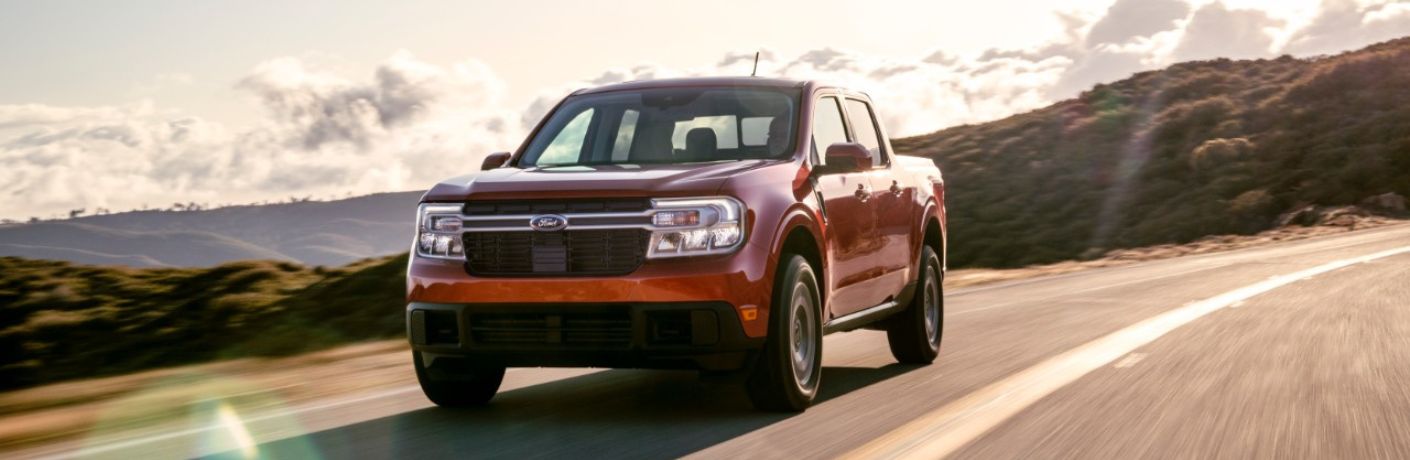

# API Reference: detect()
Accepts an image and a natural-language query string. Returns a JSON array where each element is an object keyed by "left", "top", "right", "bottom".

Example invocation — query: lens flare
[{"left": 215, "top": 403, "right": 258, "bottom": 459}]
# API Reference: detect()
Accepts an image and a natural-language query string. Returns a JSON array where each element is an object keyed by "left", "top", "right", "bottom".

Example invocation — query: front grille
[
  {"left": 469, "top": 312, "right": 632, "bottom": 347},
  {"left": 463, "top": 229, "right": 648, "bottom": 276},
  {"left": 463, "top": 199, "right": 650, "bottom": 216}
]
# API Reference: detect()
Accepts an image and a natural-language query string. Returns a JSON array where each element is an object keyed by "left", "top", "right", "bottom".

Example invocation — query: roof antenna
[{"left": 751, "top": 51, "right": 760, "bottom": 77}]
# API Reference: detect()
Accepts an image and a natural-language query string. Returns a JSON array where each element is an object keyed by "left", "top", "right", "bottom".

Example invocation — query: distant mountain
[
  {"left": 895, "top": 37, "right": 1410, "bottom": 268},
  {"left": 0, "top": 191, "right": 423, "bottom": 267}
]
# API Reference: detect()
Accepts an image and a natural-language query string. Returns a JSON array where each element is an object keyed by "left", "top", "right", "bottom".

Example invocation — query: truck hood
[{"left": 422, "top": 160, "right": 776, "bottom": 202}]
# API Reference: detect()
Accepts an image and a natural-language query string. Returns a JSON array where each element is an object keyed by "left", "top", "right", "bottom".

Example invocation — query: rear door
[
  {"left": 811, "top": 95, "right": 886, "bottom": 318},
  {"left": 844, "top": 97, "right": 914, "bottom": 299}
]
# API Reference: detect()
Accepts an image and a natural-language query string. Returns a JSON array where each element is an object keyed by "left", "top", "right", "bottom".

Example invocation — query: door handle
[
  {"left": 890, "top": 180, "right": 903, "bottom": 195},
  {"left": 855, "top": 183, "right": 871, "bottom": 201}
]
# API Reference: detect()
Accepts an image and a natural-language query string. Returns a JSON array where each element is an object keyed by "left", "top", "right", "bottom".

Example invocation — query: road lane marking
[
  {"left": 1112, "top": 353, "right": 1147, "bottom": 368},
  {"left": 845, "top": 245, "right": 1410, "bottom": 460}
]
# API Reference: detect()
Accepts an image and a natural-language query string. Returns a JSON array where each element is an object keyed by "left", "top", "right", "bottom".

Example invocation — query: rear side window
[
  {"left": 845, "top": 99, "right": 885, "bottom": 165},
  {"left": 671, "top": 115, "right": 739, "bottom": 149},
  {"left": 811, "top": 96, "right": 847, "bottom": 165}
]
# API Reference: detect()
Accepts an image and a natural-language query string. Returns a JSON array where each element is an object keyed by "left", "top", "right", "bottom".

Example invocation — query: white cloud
[
  {"left": 1086, "top": 0, "right": 1191, "bottom": 46},
  {"left": 0, "top": 51, "right": 520, "bottom": 220},
  {"left": 1172, "top": 2, "right": 1285, "bottom": 61},
  {"left": 1284, "top": 0, "right": 1410, "bottom": 55},
  {"left": 5, "top": 1, "right": 1410, "bottom": 220}
]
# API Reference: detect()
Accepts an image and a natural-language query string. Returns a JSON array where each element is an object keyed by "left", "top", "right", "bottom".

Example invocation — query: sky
[{"left": 2, "top": 0, "right": 1409, "bottom": 220}]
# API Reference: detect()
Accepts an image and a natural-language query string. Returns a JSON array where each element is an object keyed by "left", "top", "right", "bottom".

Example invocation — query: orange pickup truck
[{"left": 406, "top": 77, "right": 947, "bottom": 411}]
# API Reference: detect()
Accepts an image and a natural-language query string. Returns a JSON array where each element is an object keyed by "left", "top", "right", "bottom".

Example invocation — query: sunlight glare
[{"left": 216, "top": 403, "right": 259, "bottom": 460}]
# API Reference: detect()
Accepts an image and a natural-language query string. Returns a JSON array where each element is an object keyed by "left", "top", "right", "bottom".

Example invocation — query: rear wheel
[
  {"left": 413, "top": 352, "right": 505, "bottom": 407},
  {"left": 747, "top": 255, "right": 823, "bottom": 412},
  {"left": 887, "top": 245, "right": 943, "bottom": 364}
]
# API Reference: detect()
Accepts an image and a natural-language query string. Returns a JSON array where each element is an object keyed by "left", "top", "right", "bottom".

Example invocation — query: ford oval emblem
[{"left": 529, "top": 214, "right": 568, "bottom": 232}]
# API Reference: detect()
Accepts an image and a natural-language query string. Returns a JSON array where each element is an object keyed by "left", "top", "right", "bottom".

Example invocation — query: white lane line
[
  {"left": 845, "top": 244, "right": 1410, "bottom": 460},
  {"left": 1112, "top": 353, "right": 1147, "bottom": 369}
]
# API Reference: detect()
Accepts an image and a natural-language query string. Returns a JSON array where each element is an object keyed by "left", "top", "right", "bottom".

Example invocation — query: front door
[{"left": 811, "top": 96, "right": 886, "bottom": 318}]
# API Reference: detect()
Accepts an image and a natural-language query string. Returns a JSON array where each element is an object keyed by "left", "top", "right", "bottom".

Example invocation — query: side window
[
  {"left": 610, "top": 109, "right": 639, "bottom": 161},
  {"left": 845, "top": 99, "right": 885, "bottom": 165},
  {"left": 740, "top": 117, "right": 773, "bottom": 146},
  {"left": 811, "top": 96, "right": 847, "bottom": 165},
  {"left": 538, "top": 108, "right": 594, "bottom": 165}
]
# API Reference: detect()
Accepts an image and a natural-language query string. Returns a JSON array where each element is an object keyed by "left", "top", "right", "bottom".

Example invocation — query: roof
[{"left": 572, "top": 77, "right": 810, "bottom": 96}]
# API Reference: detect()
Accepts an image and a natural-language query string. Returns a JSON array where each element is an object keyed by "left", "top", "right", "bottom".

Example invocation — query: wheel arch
[
  {"left": 771, "top": 207, "right": 827, "bottom": 314},
  {"left": 920, "top": 199, "right": 947, "bottom": 274}
]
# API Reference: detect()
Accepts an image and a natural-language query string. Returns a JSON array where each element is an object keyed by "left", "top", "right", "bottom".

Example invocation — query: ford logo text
[{"left": 529, "top": 214, "right": 568, "bottom": 232}]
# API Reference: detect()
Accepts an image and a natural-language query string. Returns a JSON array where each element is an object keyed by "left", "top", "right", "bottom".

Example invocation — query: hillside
[
  {"left": 0, "top": 191, "right": 422, "bottom": 267},
  {"left": 0, "top": 254, "right": 408, "bottom": 390},
  {"left": 894, "top": 37, "right": 1410, "bottom": 268}
]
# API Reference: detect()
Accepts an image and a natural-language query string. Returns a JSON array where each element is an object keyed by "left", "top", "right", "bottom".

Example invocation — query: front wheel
[
  {"left": 887, "top": 245, "right": 943, "bottom": 364},
  {"left": 746, "top": 254, "right": 823, "bottom": 412},
  {"left": 413, "top": 352, "right": 505, "bottom": 407}
]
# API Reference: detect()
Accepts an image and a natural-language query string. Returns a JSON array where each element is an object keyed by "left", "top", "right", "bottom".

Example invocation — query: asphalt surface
[{"left": 26, "top": 224, "right": 1410, "bottom": 459}]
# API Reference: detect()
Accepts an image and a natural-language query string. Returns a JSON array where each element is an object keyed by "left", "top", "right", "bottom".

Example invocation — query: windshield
[{"left": 518, "top": 87, "right": 798, "bottom": 167}]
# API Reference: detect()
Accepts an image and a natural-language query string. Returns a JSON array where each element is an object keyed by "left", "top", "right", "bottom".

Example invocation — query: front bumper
[{"left": 408, "top": 301, "right": 764, "bottom": 371}]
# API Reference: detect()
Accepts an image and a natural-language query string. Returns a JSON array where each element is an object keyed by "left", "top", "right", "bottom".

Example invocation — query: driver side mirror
[
  {"left": 481, "top": 152, "right": 512, "bottom": 171},
  {"left": 823, "top": 143, "right": 873, "bottom": 172}
]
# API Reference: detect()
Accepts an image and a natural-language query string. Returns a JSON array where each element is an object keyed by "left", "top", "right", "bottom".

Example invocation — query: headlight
[
  {"left": 415, "top": 204, "right": 464, "bottom": 260},
  {"left": 647, "top": 197, "right": 746, "bottom": 259}
]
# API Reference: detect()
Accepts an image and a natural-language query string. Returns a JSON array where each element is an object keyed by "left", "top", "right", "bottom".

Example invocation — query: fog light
[
  {"left": 682, "top": 229, "right": 711, "bottom": 250},
  {"left": 419, "top": 233, "right": 436, "bottom": 253},
  {"left": 710, "top": 223, "right": 741, "bottom": 248},
  {"left": 656, "top": 233, "right": 682, "bottom": 252}
]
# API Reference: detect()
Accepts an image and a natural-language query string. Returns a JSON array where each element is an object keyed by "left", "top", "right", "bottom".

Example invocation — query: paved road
[{"left": 25, "top": 224, "right": 1410, "bottom": 459}]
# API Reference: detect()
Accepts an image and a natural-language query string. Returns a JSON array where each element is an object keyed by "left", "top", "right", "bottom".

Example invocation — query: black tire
[
  {"left": 887, "top": 245, "right": 943, "bottom": 364},
  {"left": 747, "top": 255, "right": 824, "bottom": 412},
  {"left": 413, "top": 352, "right": 505, "bottom": 407}
]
